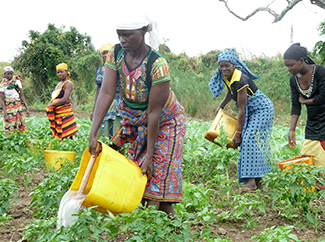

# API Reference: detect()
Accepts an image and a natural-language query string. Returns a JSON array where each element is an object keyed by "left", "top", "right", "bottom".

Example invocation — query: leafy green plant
[
  {"left": 248, "top": 225, "right": 299, "bottom": 242},
  {"left": 29, "top": 161, "right": 79, "bottom": 219},
  {"left": 263, "top": 164, "right": 324, "bottom": 220},
  {"left": 0, "top": 213, "right": 14, "bottom": 230},
  {"left": 0, "top": 179, "right": 20, "bottom": 215}
]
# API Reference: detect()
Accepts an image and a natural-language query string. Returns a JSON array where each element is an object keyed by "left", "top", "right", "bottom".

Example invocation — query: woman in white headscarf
[
  {"left": 89, "top": 14, "right": 186, "bottom": 218},
  {"left": 0, "top": 66, "right": 30, "bottom": 134}
]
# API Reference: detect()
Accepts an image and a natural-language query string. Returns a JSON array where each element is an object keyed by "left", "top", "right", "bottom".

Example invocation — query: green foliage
[
  {"left": 12, "top": 23, "right": 100, "bottom": 105},
  {"left": 263, "top": 164, "right": 325, "bottom": 214},
  {"left": 0, "top": 179, "right": 20, "bottom": 215},
  {"left": 314, "top": 20, "right": 325, "bottom": 65},
  {"left": 29, "top": 161, "right": 79, "bottom": 219},
  {"left": 249, "top": 225, "right": 299, "bottom": 242}
]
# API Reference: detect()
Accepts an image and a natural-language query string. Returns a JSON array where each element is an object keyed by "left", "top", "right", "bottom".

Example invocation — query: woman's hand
[
  {"left": 232, "top": 133, "right": 242, "bottom": 149},
  {"left": 89, "top": 111, "right": 93, "bottom": 121},
  {"left": 4, "top": 113, "right": 9, "bottom": 122},
  {"left": 215, "top": 106, "right": 222, "bottom": 115},
  {"left": 88, "top": 134, "right": 98, "bottom": 156},
  {"left": 26, "top": 109, "right": 30, "bottom": 117},
  {"left": 288, "top": 131, "right": 297, "bottom": 148},
  {"left": 141, "top": 156, "right": 153, "bottom": 181},
  {"left": 298, "top": 96, "right": 306, "bottom": 104}
]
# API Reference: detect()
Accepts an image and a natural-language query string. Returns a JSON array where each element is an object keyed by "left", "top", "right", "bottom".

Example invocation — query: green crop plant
[
  {"left": 29, "top": 161, "right": 79, "bottom": 219},
  {"left": 0, "top": 179, "right": 20, "bottom": 216},
  {"left": 248, "top": 225, "right": 299, "bottom": 242}
]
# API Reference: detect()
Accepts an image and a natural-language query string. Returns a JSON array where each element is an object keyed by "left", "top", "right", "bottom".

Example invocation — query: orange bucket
[{"left": 204, "top": 108, "right": 238, "bottom": 148}]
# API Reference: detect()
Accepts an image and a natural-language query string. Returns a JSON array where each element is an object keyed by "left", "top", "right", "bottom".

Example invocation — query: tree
[
  {"left": 314, "top": 20, "right": 325, "bottom": 65},
  {"left": 219, "top": 0, "right": 325, "bottom": 23},
  {"left": 13, "top": 24, "right": 101, "bottom": 103}
]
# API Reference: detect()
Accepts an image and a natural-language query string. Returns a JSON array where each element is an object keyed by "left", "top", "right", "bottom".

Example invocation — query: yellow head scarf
[
  {"left": 56, "top": 63, "right": 70, "bottom": 80},
  {"left": 100, "top": 43, "right": 113, "bottom": 54}
]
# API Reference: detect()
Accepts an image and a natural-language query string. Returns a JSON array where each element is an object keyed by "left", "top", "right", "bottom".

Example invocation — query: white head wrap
[
  {"left": 4, "top": 66, "right": 14, "bottom": 73},
  {"left": 116, "top": 14, "right": 160, "bottom": 50}
]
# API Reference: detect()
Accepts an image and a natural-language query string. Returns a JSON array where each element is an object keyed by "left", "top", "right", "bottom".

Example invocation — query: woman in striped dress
[{"left": 46, "top": 63, "right": 78, "bottom": 140}]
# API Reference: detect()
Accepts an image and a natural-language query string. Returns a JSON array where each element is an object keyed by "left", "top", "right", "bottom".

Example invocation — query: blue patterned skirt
[{"left": 238, "top": 89, "right": 274, "bottom": 183}]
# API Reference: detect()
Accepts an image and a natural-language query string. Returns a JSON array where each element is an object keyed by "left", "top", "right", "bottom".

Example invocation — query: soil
[{"left": 1, "top": 111, "right": 324, "bottom": 242}]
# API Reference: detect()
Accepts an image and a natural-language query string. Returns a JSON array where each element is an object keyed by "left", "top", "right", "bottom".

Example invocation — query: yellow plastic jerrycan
[
  {"left": 204, "top": 108, "right": 238, "bottom": 148},
  {"left": 70, "top": 142, "right": 147, "bottom": 214},
  {"left": 44, "top": 150, "right": 76, "bottom": 171}
]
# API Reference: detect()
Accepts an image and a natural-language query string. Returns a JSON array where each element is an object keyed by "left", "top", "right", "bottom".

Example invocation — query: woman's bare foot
[{"left": 241, "top": 178, "right": 257, "bottom": 190}]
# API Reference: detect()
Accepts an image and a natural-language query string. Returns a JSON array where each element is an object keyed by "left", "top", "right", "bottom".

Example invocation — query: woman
[
  {"left": 283, "top": 43, "right": 325, "bottom": 167},
  {"left": 209, "top": 48, "right": 274, "bottom": 191},
  {"left": 88, "top": 14, "right": 186, "bottom": 218},
  {"left": 0, "top": 66, "right": 30, "bottom": 134},
  {"left": 90, "top": 43, "right": 121, "bottom": 138},
  {"left": 46, "top": 63, "right": 78, "bottom": 140}
]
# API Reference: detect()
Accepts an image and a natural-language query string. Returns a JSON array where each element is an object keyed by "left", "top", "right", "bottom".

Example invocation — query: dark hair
[{"left": 283, "top": 43, "right": 315, "bottom": 64}]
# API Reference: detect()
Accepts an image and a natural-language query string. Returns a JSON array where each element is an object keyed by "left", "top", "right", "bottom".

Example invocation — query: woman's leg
[
  {"left": 143, "top": 199, "right": 177, "bottom": 219},
  {"left": 241, "top": 178, "right": 257, "bottom": 190},
  {"left": 159, "top": 202, "right": 177, "bottom": 220}
]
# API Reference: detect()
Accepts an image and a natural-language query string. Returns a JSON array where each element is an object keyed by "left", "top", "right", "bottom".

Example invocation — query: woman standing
[
  {"left": 46, "top": 63, "right": 78, "bottom": 140},
  {"left": 90, "top": 43, "right": 121, "bottom": 138},
  {"left": 283, "top": 43, "right": 325, "bottom": 167},
  {"left": 88, "top": 14, "right": 186, "bottom": 218},
  {"left": 209, "top": 49, "right": 274, "bottom": 191},
  {"left": 0, "top": 66, "right": 30, "bottom": 134}
]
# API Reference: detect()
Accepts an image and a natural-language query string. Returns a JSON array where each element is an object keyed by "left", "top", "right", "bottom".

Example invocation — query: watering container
[
  {"left": 44, "top": 150, "right": 76, "bottom": 171},
  {"left": 276, "top": 156, "right": 315, "bottom": 192},
  {"left": 70, "top": 142, "right": 147, "bottom": 214},
  {"left": 204, "top": 108, "right": 238, "bottom": 148}
]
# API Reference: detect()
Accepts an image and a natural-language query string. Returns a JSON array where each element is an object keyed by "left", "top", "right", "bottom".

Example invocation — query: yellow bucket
[
  {"left": 204, "top": 108, "right": 238, "bottom": 148},
  {"left": 276, "top": 156, "right": 316, "bottom": 193},
  {"left": 44, "top": 150, "right": 76, "bottom": 171},
  {"left": 70, "top": 142, "right": 147, "bottom": 214}
]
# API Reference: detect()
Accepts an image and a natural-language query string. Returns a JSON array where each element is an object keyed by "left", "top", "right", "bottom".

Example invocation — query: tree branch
[{"left": 219, "top": 0, "right": 303, "bottom": 23}]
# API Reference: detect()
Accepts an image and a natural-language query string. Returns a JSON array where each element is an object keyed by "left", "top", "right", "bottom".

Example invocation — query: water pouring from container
[{"left": 57, "top": 141, "right": 102, "bottom": 228}]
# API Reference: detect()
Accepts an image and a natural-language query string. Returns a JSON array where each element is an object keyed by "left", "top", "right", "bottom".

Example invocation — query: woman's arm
[
  {"left": 141, "top": 81, "right": 170, "bottom": 180},
  {"left": 216, "top": 90, "right": 231, "bottom": 114},
  {"left": 90, "top": 85, "right": 99, "bottom": 121},
  {"left": 288, "top": 114, "right": 299, "bottom": 148},
  {"left": 0, "top": 92, "right": 9, "bottom": 121},
  {"left": 19, "top": 89, "right": 30, "bottom": 117},
  {"left": 232, "top": 87, "right": 247, "bottom": 149},
  {"left": 89, "top": 66, "right": 117, "bottom": 155},
  {"left": 50, "top": 81, "right": 73, "bottom": 107}
]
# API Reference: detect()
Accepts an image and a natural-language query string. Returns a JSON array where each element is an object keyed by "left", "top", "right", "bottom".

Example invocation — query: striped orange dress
[{"left": 46, "top": 80, "right": 78, "bottom": 140}]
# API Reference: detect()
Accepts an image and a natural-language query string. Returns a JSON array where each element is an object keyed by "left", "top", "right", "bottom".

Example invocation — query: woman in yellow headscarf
[
  {"left": 90, "top": 43, "right": 121, "bottom": 138},
  {"left": 46, "top": 63, "right": 78, "bottom": 140}
]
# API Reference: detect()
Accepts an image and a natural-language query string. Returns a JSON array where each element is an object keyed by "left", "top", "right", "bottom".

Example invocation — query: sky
[{"left": 1, "top": 0, "right": 324, "bottom": 63}]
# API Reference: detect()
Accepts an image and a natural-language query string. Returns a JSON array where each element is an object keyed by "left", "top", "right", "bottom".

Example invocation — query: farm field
[{"left": 1, "top": 113, "right": 325, "bottom": 242}]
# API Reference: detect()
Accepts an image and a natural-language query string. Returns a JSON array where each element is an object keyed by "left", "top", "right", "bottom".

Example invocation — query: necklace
[{"left": 295, "top": 65, "right": 316, "bottom": 98}]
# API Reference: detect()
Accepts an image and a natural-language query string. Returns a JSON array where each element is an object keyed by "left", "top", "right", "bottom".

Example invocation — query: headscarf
[
  {"left": 115, "top": 13, "right": 160, "bottom": 50},
  {"left": 100, "top": 43, "right": 113, "bottom": 54},
  {"left": 209, "top": 48, "right": 260, "bottom": 98},
  {"left": 4, "top": 66, "right": 13, "bottom": 74},
  {"left": 56, "top": 63, "right": 71, "bottom": 80},
  {"left": 283, "top": 43, "right": 315, "bottom": 64}
]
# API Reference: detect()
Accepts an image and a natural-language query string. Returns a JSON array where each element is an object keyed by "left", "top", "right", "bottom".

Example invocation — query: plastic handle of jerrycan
[{"left": 77, "top": 142, "right": 102, "bottom": 195}]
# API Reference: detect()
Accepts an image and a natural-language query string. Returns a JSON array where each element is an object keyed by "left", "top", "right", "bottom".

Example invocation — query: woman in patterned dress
[
  {"left": 284, "top": 43, "right": 325, "bottom": 168},
  {"left": 46, "top": 63, "right": 78, "bottom": 140},
  {"left": 88, "top": 14, "right": 186, "bottom": 218},
  {"left": 0, "top": 66, "right": 30, "bottom": 134},
  {"left": 209, "top": 48, "right": 274, "bottom": 191}
]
